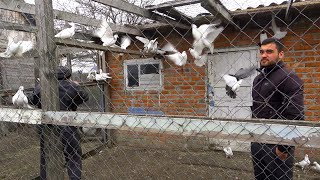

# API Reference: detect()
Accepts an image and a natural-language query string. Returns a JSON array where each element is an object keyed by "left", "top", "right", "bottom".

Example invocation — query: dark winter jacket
[
  {"left": 251, "top": 61, "right": 304, "bottom": 120},
  {"left": 30, "top": 66, "right": 89, "bottom": 111},
  {"left": 251, "top": 61, "right": 304, "bottom": 153}
]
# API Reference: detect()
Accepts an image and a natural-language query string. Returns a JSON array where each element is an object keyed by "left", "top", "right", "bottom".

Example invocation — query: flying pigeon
[
  {"left": 223, "top": 146, "right": 233, "bottom": 158},
  {"left": 189, "top": 48, "right": 208, "bottom": 67},
  {"left": 270, "top": 14, "right": 287, "bottom": 40},
  {"left": 12, "top": 86, "right": 33, "bottom": 109},
  {"left": 93, "top": 18, "right": 118, "bottom": 47},
  {"left": 135, "top": 36, "right": 164, "bottom": 54},
  {"left": 0, "top": 32, "right": 34, "bottom": 58},
  {"left": 120, "top": 35, "right": 131, "bottom": 50},
  {"left": 311, "top": 161, "right": 320, "bottom": 172},
  {"left": 54, "top": 22, "right": 76, "bottom": 39},
  {"left": 260, "top": 31, "right": 268, "bottom": 44},
  {"left": 222, "top": 66, "right": 257, "bottom": 99},
  {"left": 93, "top": 69, "right": 112, "bottom": 81},
  {"left": 192, "top": 23, "right": 223, "bottom": 54},
  {"left": 162, "top": 42, "right": 187, "bottom": 66},
  {"left": 295, "top": 154, "right": 310, "bottom": 170}
]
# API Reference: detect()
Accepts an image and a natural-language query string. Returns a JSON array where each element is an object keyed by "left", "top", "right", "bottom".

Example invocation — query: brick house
[{"left": 105, "top": 0, "right": 320, "bottom": 121}]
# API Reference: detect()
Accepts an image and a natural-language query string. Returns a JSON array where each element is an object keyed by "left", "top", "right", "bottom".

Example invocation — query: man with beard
[{"left": 251, "top": 38, "right": 304, "bottom": 180}]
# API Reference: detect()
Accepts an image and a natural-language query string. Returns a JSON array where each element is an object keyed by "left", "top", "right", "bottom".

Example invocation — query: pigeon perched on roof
[
  {"left": 12, "top": 86, "right": 33, "bottom": 109},
  {"left": 223, "top": 66, "right": 257, "bottom": 99},
  {"left": 54, "top": 23, "right": 76, "bottom": 39},
  {"left": 93, "top": 18, "right": 118, "bottom": 47},
  {"left": 295, "top": 154, "right": 310, "bottom": 170}
]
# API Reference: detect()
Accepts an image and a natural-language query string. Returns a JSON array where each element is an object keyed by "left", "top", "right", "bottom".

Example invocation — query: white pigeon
[
  {"left": 12, "top": 86, "right": 33, "bottom": 109},
  {"left": 223, "top": 146, "right": 233, "bottom": 158},
  {"left": 82, "top": 127, "right": 97, "bottom": 136},
  {"left": 295, "top": 154, "right": 311, "bottom": 170},
  {"left": 270, "top": 14, "right": 287, "bottom": 40},
  {"left": 135, "top": 36, "right": 161, "bottom": 54},
  {"left": 54, "top": 23, "right": 76, "bottom": 39},
  {"left": 162, "top": 43, "right": 187, "bottom": 66},
  {"left": 311, "top": 161, "right": 320, "bottom": 172},
  {"left": 0, "top": 32, "right": 34, "bottom": 58},
  {"left": 120, "top": 35, "right": 131, "bottom": 50},
  {"left": 222, "top": 66, "right": 257, "bottom": 99},
  {"left": 87, "top": 71, "right": 96, "bottom": 81},
  {"left": 94, "top": 69, "right": 112, "bottom": 81},
  {"left": 93, "top": 18, "right": 118, "bottom": 47},
  {"left": 260, "top": 31, "right": 268, "bottom": 44},
  {"left": 189, "top": 48, "right": 208, "bottom": 67},
  {"left": 192, "top": 24, "right": 223, "bottom": 54}
]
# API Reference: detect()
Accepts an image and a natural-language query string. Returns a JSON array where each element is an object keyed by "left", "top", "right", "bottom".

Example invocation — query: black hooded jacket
[
  {"left": 30, "top": 66, "right": 89, "bottom": 111},
  {"left": 251, "top": 61, "right": 304, "bottom": 120},
  {"left": 251, "top": 61, "right": 304, "bottom": 153}
]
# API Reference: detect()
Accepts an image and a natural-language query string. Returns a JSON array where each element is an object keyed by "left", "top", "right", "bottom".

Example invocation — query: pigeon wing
[
  {"left": 204, "top": 26, "right": 224, "bottom": 43},
  {"left": 162, "top": 42, "right": 178, "bottom": 53},
  {"left": 120, "top": 36, "right": 131, "bottom": 50},
  {"left": 135, "top": 36, "right": 150, "bottom": 45},
  {"left": 234, "top": 66, "right": 258, "bottom": 80}
]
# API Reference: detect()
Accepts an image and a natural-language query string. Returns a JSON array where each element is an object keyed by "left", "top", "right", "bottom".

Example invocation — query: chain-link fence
[{"left": 0, "top": 0, "right": 319, "bottom": 179}]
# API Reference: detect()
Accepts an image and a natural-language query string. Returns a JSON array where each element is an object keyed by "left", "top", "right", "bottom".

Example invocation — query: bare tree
[{"left": 75, "top": 0, "right": 155, "bottom": 25}]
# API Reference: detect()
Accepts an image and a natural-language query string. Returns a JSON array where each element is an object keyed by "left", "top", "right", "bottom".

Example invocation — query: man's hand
[{"left": 276, "top": 146, "right": 288, "bottom": 161}]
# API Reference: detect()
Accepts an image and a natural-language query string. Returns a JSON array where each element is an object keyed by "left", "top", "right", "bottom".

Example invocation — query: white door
[{"left": 207, "top": 47, "right": 259, "bottom": 119}]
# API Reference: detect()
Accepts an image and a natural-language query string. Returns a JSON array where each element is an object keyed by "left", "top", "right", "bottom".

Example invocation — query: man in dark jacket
[
  {"left": 30, "top": 66, "right": 89, "bottom": 180},
  {"left": 251, "top": 38, "right": 304, "bottom": 180}
]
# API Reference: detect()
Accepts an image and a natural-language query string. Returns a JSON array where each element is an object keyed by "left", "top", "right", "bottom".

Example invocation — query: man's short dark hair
[{"left": 261, "top": 38, "right": 284, "bottom": 52}]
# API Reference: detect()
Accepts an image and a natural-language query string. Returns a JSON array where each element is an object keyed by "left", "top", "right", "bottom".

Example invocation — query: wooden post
[
  {"left": 102, "top": 51, "right": 116, "bottom": 147},
  {"left": 35, "top": 0, "right": 64, "bottom": 179}
]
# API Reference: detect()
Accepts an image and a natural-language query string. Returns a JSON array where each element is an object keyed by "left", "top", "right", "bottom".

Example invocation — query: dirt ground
[{"left": 0, "top": 126, "right": 320, "bottom": 180}]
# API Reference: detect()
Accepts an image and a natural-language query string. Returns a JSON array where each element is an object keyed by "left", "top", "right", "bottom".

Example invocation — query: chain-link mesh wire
[{"left": 0, "top": 0, "right": 319, "bottom": 179}]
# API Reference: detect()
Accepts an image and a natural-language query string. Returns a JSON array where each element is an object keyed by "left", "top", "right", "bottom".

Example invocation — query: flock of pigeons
[{"left": 295, "top": 154, "right": 320, "bottom": 173}]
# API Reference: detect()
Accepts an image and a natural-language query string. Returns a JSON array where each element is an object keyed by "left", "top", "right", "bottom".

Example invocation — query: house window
[{"left": 124, "top": 58, "right": 163, "bottom": 90}]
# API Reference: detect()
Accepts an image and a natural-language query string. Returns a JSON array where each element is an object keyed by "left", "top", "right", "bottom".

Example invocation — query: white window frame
[{"left": 124, "top": 58, "right": 163, "bottom": 91}]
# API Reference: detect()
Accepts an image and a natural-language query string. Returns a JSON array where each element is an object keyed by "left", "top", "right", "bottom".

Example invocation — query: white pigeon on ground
[
  {"left": 270, "top": 14, "right": 287, "bottom": 40},
  {"left": 12, "top": 86, "right": 33, "bottom": 109},
  {"left": 162, "top": 42, "right": 187, "bottom": 66},
  {"left": 93, "top": 17, "right": 118, "bottom": 47},
  {"left": 295, "top": 154, "right": 311, "bottom": 170},
  {"left": 135, "top": 36, "right": 162, "bottom": 54},
  {"left": 223, "top": 146, "right": 233, "bottom": 158},
  {"left": 222, "top": 66, "right": 257, "bottom": 99},
  {"left": 0, "top": 32, "right": 34, "bottom": 58},
  {"left": 120, "top": 35, "right": 131, "bottom": 50},
  {"left": 311, "top": 161, "right": 320, "bottom": 172},
  {"left": 54, "top": 22, "right": 76, "bottom": 39},
  {"left": 192, "top": 23, "right": 223, "bottom": 54}
]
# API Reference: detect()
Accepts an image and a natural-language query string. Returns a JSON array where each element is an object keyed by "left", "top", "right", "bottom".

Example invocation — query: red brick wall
[{"left": 106, "top": 19, "right": 319, "bottom": 121}]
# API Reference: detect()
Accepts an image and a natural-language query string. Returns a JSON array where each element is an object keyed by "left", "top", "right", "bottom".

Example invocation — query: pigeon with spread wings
[
  {"left": 93, "top": 18, "right": 118, "bottom": 47},
  {"left": 223, "top": 66, "right": 257, "bottom": 99}
]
